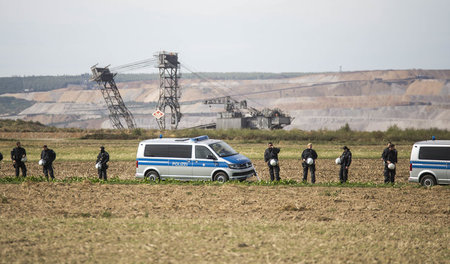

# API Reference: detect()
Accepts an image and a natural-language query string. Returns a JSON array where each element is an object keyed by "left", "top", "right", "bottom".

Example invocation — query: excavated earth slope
[{"left": 1, "top": 69, "right": 449, "bottom": 130}]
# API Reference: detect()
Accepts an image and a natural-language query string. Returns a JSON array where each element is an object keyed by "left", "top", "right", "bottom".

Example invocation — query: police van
[
  {"left": 135, "top": 135, "right": 256, "bottom": 182},
  {"left": 409, "top": 140, "right": 450, "bottom": 187}
]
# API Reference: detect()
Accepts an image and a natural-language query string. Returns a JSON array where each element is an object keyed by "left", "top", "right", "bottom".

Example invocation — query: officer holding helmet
[
  {"left": 264, "top": 142, "right": 280, "bottom": 181},
  {"left": 40, "top": 145, "right": 56, "bottom": 180},
  {"left": 381, "top": 141, "right": 391, "bottom": 163},
  {"left": 11, "top": 141, "right": 27, "bottom": 177},
  {"left": 301, "top": 143, "right": 318, "bottom": 183},
  {"left": 383, "top": 144, "right": 398, "bottom": 183},
  {"left": 96, "top": 146, "right": 110, "bottom": 180},
  {"left": 339, "top": 146, "right": 352, "bottom": 183}
]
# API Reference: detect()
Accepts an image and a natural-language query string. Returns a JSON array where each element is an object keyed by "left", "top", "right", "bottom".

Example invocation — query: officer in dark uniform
[
  {"left": 96, "top": 146, "right": 109, "bottom": 180},
  {"left": 381, "top": 141, "right": 391, "bottom": 163},
  {"left": 339, "top": 146, "right": 352, "bottom": 183},
  {"left": 41, "top": 145, "right": 56, "bottom": 180},
  {"left": 383, "top": 144, "right": 398, "bottom": 183},
  {"left": 301, "top": 143, "right": 318, "bottom": 183},
  {"left": 264, "top": 142, "right": 281, "bottom": 181},
  {"left": 11, "top": 142, "right": 27, "bottom": 177},
  {"left": 0, "top": 152, "right": 3, "bottom": 172}
]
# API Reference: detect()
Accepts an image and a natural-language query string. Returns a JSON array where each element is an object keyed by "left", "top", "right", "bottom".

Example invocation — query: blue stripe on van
[
  {"left": 410, "top": 160, "right": 449, "bottom": 170},
  {"left": 412, "top": 165, "right": 447, "bottom": 170},
  {"left": 137, "top": 158, "right": 228, "bottom": 168},
  {"left": 410, "top": 160, "right": 448, "bottom": 165},
  {"left": 192, "top": 162, "right": 228, "bottom": 168}
]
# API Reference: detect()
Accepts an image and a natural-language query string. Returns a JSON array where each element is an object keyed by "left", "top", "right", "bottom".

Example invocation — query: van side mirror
[{"left": 207, "top": 154, "right": 217, "bottom": 160}]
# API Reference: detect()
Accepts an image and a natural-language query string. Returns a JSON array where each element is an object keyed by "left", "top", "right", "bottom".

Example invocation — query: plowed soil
[{"left": 0, "top": 158, "right": 449, "bottom": 263}]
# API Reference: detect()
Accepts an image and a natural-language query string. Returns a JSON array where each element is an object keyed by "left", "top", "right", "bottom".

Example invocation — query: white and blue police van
[
  {"left": 409, "top": 140, "right": 450, "bottom": 187},
  {"left": 135, "top": 135, "right": 256, "bottom": 182}
]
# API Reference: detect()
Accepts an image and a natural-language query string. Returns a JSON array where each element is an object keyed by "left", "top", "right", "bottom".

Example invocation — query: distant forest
[
  {"left": 0, "top": 72, "right": 310, "bottom": 94},
  {"left": 0, "top": 97, "right": 34, "bottom": 114}
]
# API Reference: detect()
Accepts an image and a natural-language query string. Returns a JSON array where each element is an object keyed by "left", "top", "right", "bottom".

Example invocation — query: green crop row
[{"left": 0, "top": 176, "right": 426, "bottom": 189}]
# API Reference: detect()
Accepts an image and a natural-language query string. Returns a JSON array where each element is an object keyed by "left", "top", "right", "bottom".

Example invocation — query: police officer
[
  {"left": 339, "top": 146, "right": 352, "bottom": 183},
  {"left": 96, "top": 146, "right": 109, "bottom": 180},
  {"left": 301, "top": 143, "right": 318, "bottom": 183},
  {"left": 381, "top": 141, "right": 391, "bottom": 163},
  {"left": 383, "top": 144, "right": 398, "bottom": 183},
  {"left": 11, "top": 141, "right": 27, "bottom": 177},
  {"left": 264, "top": 142, "right": 281, "bottom": 181},
  {"left": 41, "top": 145, "right": 56, "bottom": 180}
]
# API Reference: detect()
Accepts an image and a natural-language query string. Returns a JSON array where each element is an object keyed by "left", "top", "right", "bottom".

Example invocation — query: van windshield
[{"left": 209, "top": 141, "right": 238, "bottom": 157}]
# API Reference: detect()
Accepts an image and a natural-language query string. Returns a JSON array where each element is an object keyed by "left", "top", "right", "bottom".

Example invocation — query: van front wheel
[
  {"left": 420, "top": 175, "right": 436, "bottom": 187},
  {"left": 145, "top": 170, "right": 160, "bottom": 182},
  {"left": 214, "top": 172, "right": 229, "bottom": 183}
]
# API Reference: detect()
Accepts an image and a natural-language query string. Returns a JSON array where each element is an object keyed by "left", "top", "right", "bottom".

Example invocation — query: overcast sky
[{"left": 0, "top": 0, "right": 449, "bottom": 76}]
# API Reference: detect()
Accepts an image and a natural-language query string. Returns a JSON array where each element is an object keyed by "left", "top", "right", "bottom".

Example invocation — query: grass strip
[{"left": 0, "top": 176, "right": 428, "bottom": 188}]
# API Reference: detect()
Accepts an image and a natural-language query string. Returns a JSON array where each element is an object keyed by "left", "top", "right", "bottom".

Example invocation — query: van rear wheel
[
  {"left": 420, "top": 175, "right": 436, "bottom": 187},
  {"left": 214, "top": 172, "right": 229, "bottom": 183},
  {"left": 145, "top": 170, "right": 160, "bottom": 182}
]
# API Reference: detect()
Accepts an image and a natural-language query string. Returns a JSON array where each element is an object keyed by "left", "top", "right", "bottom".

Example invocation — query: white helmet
[
  {"left": 306, "top": 158, "right": 314, "bottom": 165},
  {"left": 38, "top": 159, "right": 45, "bottom": 166},
  {"left": 21, "top": 156, "right": 27, "bottom": 162},
  {"left": 335, "top": 157, "right": 341, "bottom": 165},
  {"left": 95, "top": 162, "right": 102, "bottom": 169},
  {"left": 388, "top": 163, "right": 395, "bottom": 170},
  {"left": 269, "top": 159, "right": 278, "bottom": 166}
]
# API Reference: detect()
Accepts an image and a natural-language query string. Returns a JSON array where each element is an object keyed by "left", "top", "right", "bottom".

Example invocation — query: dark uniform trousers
[
  {"left": 268, "top": 164, "right": 280, "bottom": 181},
  {"left": 302, "top": 163, "right": 316, "bottom": 183},
  {"left": 43, "top": 163, "right": 54, "bottom": 180},
  {"left": 339, "top": 166, "right": 348, "bottom": 183},
  {"left": 384, "top": 164, "right": 396, "bottom": 183},
  {"left": 98, "top": 167, "right": 107, "bottom": 180},
  {"left": 15, "top": 162, "right": 27, "bottom": 177}
]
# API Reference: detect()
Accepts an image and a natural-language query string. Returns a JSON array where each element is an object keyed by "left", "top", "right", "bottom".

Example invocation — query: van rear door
[
  {"left": 143, "top": 144, "right": 169, "bottom": 177},
  {"left": 418, "top": 146, "right": 450, "bottom": 184}
]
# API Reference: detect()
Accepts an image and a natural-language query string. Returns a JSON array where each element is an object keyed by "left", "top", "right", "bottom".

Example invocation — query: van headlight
[
  {"left": 228, "top": 164, "right": 240, "bottom": 169},
  {"left": 228, "top": 162, "right": 252, "bottom": 169}
]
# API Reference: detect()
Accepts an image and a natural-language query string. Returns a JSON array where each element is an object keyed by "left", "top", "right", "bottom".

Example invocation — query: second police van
[
  {"left": 409, "top": 140, "right": 450, "bottom": 187},
  {"left": 135, "top": 135, "right": 256, "bottom": 182}
]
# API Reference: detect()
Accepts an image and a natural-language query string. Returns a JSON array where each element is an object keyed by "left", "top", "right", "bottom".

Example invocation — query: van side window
[
  {"left": 168, "top": 145, "right": 192, "bottom": 158},
  {"left": 144, "top": 144, "right": 191, "bottom": 158},
  {"left": 144, "top": 144, "right": 168, "bottom": 157},
  {"left": 196, "top": 146, "right": 214, "bottom": 159},
  {"left": 419, "top": 147, "right": 450, "bottom": 160}
]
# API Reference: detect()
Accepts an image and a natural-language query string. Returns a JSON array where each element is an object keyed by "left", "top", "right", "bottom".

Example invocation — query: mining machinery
[
  {"left": 155, "top": 51, "right": 182, "bottom": 130},
  {"left": 90, "top": 51, "right": 182, "bottom": 130},
  {"left": 90, "top": 65, "right": 136, "bottom": 129},
  {"left": 204, "top": 96, "right": 292, "bottom": 129},
  {"left": 90, "top": 51, "right": 291, "bottom": 130}
]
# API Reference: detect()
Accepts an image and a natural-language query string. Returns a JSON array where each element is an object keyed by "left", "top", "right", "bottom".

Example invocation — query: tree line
[{"left": 1, "top": 119, "right": 448, "bottom": 143}]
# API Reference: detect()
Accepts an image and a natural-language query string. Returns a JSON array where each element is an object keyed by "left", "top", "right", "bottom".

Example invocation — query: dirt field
[
  {"left": 0, "top": 182, "right": 448, "bottom": 263},
  {"left": 0, "top": 138, "right": 449, "bottom": 263}
]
